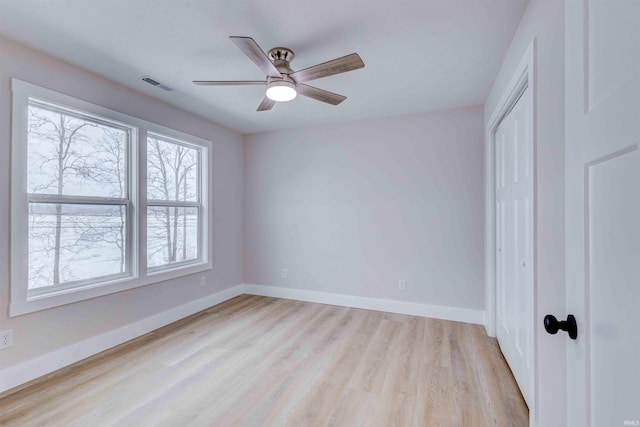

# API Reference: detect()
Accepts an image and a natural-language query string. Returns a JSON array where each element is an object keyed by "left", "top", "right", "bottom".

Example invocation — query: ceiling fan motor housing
[{"left": 268, "top": 47, "right": 295, "bottom": 75}]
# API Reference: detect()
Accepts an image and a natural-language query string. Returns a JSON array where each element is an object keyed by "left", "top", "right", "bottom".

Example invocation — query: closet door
[{"left": 495, "top": 86, "right": 534, "bottom": 407}]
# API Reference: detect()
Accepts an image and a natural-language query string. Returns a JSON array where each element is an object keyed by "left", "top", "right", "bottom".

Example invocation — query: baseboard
[
  {"left": 0, "top": 284, "right": 244, "bottom": 395},
  {"left": 483, "top": 311, "right": 496, "bottom": 337},
  {"left": 243, "top": 284, "right": 484, "bottom": 325}
]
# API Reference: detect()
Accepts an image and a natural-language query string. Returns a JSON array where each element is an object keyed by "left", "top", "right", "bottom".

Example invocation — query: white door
[
  {"left": 565, "top": 1, "right": 640, "bottom": 426},
  {"left": 495, "top": 86, "right": 534, "bottom": 407}
]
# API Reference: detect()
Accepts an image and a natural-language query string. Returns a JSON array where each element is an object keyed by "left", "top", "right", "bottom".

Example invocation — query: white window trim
[
  {"left": 145, "top": 132, "right": 206, "bottom": 274},
  {"left": 10, "top": 78, "right": 213, "bottom": 317}
]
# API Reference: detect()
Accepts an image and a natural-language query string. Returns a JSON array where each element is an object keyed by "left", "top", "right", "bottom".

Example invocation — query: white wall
[
  {"left": 244, "top": 106, "right": 485, "bottom": 312},
  {"left": 484, "top": 0, "right": 565, "bottom": 425},
  {"left": 0, "top": 37, "right": 244, "bottom": 370}
]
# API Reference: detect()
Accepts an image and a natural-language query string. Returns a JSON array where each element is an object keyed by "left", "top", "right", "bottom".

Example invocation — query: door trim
[{"left": 484, "top": 38, "right": 537, "bottom": 424}]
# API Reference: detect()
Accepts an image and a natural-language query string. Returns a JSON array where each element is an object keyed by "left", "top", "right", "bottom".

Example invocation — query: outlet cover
[
  {"left": 398, "top": 280, "right": 407, "bottom": 291},
  {"left": 281, "top": 269, "right": 288, "bottom": 279},
  {"left": 0, "top": 329, "right": 13, "bottom": 350}
]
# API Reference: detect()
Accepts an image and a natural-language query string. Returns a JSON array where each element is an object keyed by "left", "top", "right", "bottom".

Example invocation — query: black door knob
[{"left": 544, "top": 314, "right": 578, "bottom": 339}]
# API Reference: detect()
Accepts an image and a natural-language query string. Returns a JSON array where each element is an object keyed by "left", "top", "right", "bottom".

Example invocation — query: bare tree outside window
[
  {"left": 146, "top": 136, "right": 199, "bottom": 268},
  {"left": 27, "top": 103, "right": 129, "bottom": 290}
]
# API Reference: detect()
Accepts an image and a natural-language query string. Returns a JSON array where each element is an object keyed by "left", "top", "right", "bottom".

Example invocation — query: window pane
[
  {"left": 147, "top": 136, "right": 198, "bottom": 202},
  {"left": 147, "top": 206, "right": 198, "bottom": 268},
  {"left": 27, "top": 103, "right": 128, "bottom": 198},
  {"left": 28, "top": 203, "right": 128, "bottom": 290}
]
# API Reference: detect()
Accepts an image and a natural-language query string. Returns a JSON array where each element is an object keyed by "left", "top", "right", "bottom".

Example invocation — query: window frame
[
  {"left": 25, "top": 99, "right": 136, "bottom": 297},
  {"left": 146, "top": 132, "right": 204, "bottom": 273},
  {"left": 10, "top": 79, "right": 213, "bottom": 317}
]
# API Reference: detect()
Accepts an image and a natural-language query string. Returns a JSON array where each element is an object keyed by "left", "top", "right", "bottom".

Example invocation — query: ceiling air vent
[{"left": 142, "top": 76, "right": 174, "bottom": 92}]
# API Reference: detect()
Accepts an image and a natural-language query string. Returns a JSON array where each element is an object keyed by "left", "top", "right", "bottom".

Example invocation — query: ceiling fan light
[{"left": 266, "top": 80, "right": 297, "bottom": 102}]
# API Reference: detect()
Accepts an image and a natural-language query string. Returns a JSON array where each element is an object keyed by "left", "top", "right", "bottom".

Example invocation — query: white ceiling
[{"left": 0, "top": 0, "right": 527, "bottom": 134}]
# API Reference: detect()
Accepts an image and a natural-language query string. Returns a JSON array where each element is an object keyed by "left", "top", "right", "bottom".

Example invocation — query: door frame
[{"left": 484, "top": 38, "right": 537, "bottom": 424}]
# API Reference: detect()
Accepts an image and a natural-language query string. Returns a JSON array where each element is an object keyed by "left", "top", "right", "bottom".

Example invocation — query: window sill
[{"left": 9, "top": 261, "right": 212, "bottom": 317}]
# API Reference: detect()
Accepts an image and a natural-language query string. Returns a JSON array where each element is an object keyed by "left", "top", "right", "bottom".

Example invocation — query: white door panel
[
  {"left": 496, "top": 87, "right": 533, "bottom": 407},
  {"left": 587, "top": 148, "right": 640, "bottom": 426},
  {"left": 587, "top": 0, "right": 639, "bottom": 109},
  {"left": 566, "top": 0, "right": 640, "bottom": 425}
]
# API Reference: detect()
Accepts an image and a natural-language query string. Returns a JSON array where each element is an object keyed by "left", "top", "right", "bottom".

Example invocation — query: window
[
  {"left": 146, "top": 134, "right": 201, "bottom": 270},
  {"left": 26, "top": 101, "right": 133, "bottom": 295},
  {"left": 11, "top": 79, "right": 212, "bottom": 316}
]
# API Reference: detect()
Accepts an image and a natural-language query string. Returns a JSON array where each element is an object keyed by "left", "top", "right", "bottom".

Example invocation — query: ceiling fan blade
[
  {"left": 257, "top": 96, "right": 276, "bottom": 111},
  {"left": 290, "top": 53, "right": 364, "bottom": 83},
  {"left": 296, "top": 84, "right": 347, "bottom": 105},
  {"left": 193, "top": 80, "right": 266, "bottom": 86},
  {"left": 229, "top": 36, "right": 282, "bottom": 78}
]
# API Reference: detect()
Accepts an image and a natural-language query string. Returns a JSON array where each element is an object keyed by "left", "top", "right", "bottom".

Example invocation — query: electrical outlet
[
  {"left": 398, "top": 280, "right": 407, "bottom": 291},
  {"left": 281, "top": 268, "right": 288, "bottom": 279},
  {"left": 0, "top": 329, "right": 13, "bottom": 350},
  {"left": 200, "top": 276, "right": 206, "bottom": 287}
]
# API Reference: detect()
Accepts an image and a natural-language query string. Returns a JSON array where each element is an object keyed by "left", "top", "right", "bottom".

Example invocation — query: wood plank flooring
[{"left": 0, "top": 295, "right": 528, "bottom": 426}]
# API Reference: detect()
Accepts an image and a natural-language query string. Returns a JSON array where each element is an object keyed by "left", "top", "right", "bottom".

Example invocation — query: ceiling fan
[{"left": 193, "top": 36, "right": 365, "bottom": 111}]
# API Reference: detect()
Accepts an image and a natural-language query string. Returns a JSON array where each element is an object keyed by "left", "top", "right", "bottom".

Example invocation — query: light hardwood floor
[{"left": 0, "top": 295, "right": 528, "bottom": 426}]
